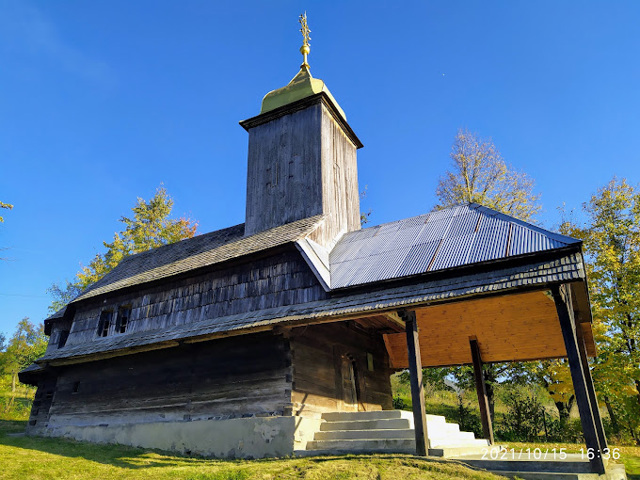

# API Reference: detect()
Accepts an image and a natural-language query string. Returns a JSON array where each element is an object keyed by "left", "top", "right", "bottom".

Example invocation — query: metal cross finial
[{"left": 299, "top": 12, "right": 311, "bottom": 68}]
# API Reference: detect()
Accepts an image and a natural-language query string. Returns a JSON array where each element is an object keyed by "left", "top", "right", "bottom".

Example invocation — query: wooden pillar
[
  {"left": 552, "top": 285, "right": 605, "bottom": 474},
  {"left": 399, "top": 309, "right": 429, "bottom": 456},
  {"left": 575, "top": 323, "right": 608, "bottom": 451},
  {"left": 469, "top": 337, "right": 494, "bottom": 445}
]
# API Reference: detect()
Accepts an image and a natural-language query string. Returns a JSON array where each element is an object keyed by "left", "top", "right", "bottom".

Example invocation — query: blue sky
[{"left": 1, "top": 1, "right": 639, "bottom": 338}]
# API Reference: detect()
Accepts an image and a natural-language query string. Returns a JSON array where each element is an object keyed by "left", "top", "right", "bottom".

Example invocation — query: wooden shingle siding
[
  {"left": 290, "top": 323, "right": 393, "bottom": 417},
  {"left": 45, "top": 332, "right": 291, "bottom": 430},
  {"left": 63, "top": 250, "right": 326, "bottom": 349}
]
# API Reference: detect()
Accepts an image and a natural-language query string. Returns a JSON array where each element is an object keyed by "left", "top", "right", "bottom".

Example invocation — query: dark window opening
[
  {"left": 97, "top": 310, "right": 113, "bottom": 337},
  {"left": 58, "top": 330, "right": 69, "bottom": 348},
  {"left": 28, "top": 420, "right": 37, "bottom": 426},
  {"left": 45, "top": 391, "right": 53, "bottom": 400},
  {"left": 116, "top": 306, "right": 132, "bottom": 334},
  {"left": 72, "top": 381, "right": 80, "bottom": 393}
]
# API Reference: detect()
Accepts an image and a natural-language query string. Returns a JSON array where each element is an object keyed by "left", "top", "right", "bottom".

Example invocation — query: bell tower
[{"left": 240, "top": 14, "right": 363, "bottom": 244}]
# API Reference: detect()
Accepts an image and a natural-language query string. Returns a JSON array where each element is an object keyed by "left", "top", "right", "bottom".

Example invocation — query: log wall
[
  {"left": 30, "top": 332, "right": 291, "bottom": 434},
  {"left": 289, "top": 322, "right": 393, "bottom": 417}
]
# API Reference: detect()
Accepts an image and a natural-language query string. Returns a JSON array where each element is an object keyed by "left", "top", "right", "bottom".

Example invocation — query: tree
[
  {"left": 433, "top": 129, "right": 543, "bottom": 422},
  {"left": 48, "top": 187, "right": 198, "bottom": 312},
  {"left": 569, "top": 178, "right": 640, "bottom": 443},
  {"left": 1, "top": 318, "right": 47, "bottom": 394},
  {"left": 0, "top": 200, "right": 12, "bottom": 223},
  {"left": 435, "top": 129, "right": 541, "bottom": 221}
]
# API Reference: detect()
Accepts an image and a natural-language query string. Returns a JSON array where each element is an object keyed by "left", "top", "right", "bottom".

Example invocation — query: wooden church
[{"left": 21, "top": 15, "right": 611, "bottom": 475}]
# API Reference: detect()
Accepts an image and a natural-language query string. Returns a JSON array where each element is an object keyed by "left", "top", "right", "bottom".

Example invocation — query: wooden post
[
  {"left": 552, "top": 285, "right": 605, "bottom": 474},
  {"left": 469, "top": 337, "right": 494, "bottom": 445},
  {"left": 400, "top": 309, "right": 429, "bottom": 456},
  {"left": 575, "top": 322, "right": 608, "bottom": 452}
]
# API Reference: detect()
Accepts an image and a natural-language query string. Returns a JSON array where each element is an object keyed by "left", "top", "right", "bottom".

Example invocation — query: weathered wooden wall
[
  {"left": 30, "top": 332, "right": 291, "bottom": 434},
  {"left": 244, "top": 99, "right": 360, "bottom": 243},
  {"left": 45, "top": 249, "right": 325, "bottom": 355},
  {"left": 289, "top": 322, "right": 393, "bottom": 417}
]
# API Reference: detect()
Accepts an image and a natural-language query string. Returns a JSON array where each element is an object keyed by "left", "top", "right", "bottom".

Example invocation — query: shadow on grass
[{"left": 0, "top": 419, "right": 268, "bottom": 470}]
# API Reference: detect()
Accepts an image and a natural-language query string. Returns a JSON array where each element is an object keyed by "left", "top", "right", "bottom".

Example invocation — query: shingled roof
[{"left": 69, "top": 215, "right": 325, "bottom": 304}]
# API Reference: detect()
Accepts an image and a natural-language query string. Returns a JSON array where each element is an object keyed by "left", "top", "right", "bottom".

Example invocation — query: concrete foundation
[{"left": 44, "top": 416, "right": 299, "bottom": 459}]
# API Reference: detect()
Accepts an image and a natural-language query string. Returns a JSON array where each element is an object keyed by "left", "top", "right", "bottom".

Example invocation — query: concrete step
[
  {"left": 319, "top": 418, "right": 411, "bottom": 431},
  {"left": 429, "top": 444, "right": 501, "bottom": 458},
  {"left": 474, "top": 463, "right": 627, "bottom": 480},
  {"left": 429, "top": 430, "right": 478, "bottom": 444},
  {"left": 321, "top": 410, "right": 405, "bottom": 422},
  {"left": 305, "top": 438, "right": 416, "bottom": 453},
  {"left": 314, "top": 428, "right": 415, "bottom": 441},
  {"left": 431, "top": 438, "right": 490, "bottom": 449},
  {"left": 456, "top": 454, "right": 598, "bottom": 474}
]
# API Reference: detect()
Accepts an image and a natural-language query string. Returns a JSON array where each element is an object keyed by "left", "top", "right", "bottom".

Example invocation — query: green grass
[{"left": 0, "top": 420, "right": 506, "bottom": 480}]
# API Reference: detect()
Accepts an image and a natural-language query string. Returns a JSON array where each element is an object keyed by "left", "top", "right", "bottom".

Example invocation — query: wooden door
[{"left": 340, "top": 353, "right": 360, "bottom": 411}]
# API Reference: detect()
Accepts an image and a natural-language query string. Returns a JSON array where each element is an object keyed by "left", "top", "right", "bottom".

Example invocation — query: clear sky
[{"left": 1, "top": 1, "right": 639, "bottom": 338}]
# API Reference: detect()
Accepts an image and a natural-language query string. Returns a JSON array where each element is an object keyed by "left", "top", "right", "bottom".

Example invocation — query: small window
[
  {"left": 72, "top": 381, "right": 80, "bottom": 393},
  {"left": 116, "top": 306, "right": 132, "bottom": 334},
  {"left": 97, "top": 310, "right": 113, "bottom": 337},
  {"left": 58, "top": 330, "right": 69, "bottom": 348}
]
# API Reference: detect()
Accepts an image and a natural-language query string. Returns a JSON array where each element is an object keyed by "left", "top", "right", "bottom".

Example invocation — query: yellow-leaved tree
[
  {"left": 434, "top": 128, "right": 543, "bottom": 424},
  {"left": 436, "top": 129, "right": 541, "bottom": 222},
  {"left": 571, "top": 179, "right": 640, "bottom": 444}
]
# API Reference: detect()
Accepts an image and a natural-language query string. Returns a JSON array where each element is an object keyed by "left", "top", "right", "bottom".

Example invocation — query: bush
[
  {"left": 498, "top": 388, "right": 545, "bottom": 442},
  {"left": 456, "top": 394, "right": 482, "bottom": 438},
  {"left": 392, "top": 395, "right": 407, "bottom": 410}
]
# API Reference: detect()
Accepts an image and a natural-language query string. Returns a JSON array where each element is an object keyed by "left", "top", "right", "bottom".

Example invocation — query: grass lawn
[{"left": 0, "top": 420, "right": 505, "bottom": 480}]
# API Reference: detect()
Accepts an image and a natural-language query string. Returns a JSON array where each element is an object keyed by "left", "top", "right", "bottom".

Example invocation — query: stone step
[
  {"left": 319, "top": 418, "right": 411, "bottom": 431},
  {"left": 314, "top": 428, "right": 415, "bottom": 441},
  {"left": 305, "top": 438, "right": 416, "bottom": 453}
]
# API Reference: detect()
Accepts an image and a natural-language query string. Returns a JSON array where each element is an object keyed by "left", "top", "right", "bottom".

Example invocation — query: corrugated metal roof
[{"left": 328, "top": 204, "right": 580, "bottom": 288}]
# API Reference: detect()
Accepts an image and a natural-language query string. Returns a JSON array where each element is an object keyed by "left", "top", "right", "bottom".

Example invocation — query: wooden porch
[{"left": 351, "top": 283, "right": 607, "bottom": 475}]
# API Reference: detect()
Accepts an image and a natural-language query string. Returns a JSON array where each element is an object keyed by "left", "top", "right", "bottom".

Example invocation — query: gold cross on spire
[{"left": 299, "top": 12, "right": 311, "bottom": 68}]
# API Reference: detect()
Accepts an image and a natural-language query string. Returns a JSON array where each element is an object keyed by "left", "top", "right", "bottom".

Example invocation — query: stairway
[{"left": 303, "top": 410, "right": 494, "bottom": 457}]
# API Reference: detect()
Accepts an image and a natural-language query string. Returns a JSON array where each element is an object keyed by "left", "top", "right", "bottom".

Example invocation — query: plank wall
[{"left": 289, "top": 322, "right": 393, "bottom": 417}]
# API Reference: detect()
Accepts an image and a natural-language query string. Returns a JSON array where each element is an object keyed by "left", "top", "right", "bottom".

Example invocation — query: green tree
[
  {"left": 48, "top": 187, "right": 198, "bottom": 312},
  {"left": 0, "top": 200, "right": 12, "bottom": 222},
  {"left": 1, "top": 318, "right": 47, "bottom": 394},
  {"left": 436, "top": 129, "right": 541, "bottom": 221},
  {"left": 570, "top": 178, "right": 640, "bottom": 443}
]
